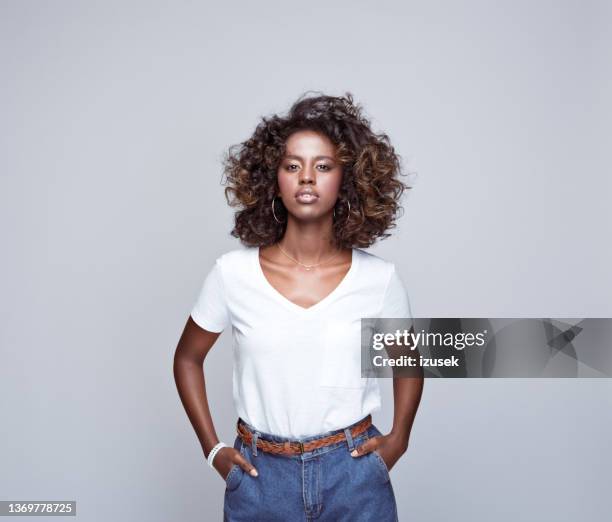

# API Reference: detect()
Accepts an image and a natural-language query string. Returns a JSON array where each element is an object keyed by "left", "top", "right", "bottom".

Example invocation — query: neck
[{"left": 277, "top": 217, "right": 343, "bottom": 264}]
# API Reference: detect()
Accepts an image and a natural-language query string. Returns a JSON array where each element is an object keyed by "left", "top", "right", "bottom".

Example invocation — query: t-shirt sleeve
[
  {"left": 190, "top": 259, "right": 231, "bottom": 333},
  {"left": 379, "top": 264, "right": 413, "bottom": 319}
]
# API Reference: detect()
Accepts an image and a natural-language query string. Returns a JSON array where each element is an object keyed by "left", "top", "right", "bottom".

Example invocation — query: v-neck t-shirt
[{"left": 190, "top": 246, "right": 413, "bottom": 438}]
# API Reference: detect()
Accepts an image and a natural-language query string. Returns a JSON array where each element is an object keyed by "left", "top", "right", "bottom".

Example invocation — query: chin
[{"left": 290, "top": 210, "right": 332, "bottom": 223}]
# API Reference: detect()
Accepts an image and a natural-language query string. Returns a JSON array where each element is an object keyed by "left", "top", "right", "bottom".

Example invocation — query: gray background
[{"left": 1, "top": 1, "right": 610, "bottom": 521}]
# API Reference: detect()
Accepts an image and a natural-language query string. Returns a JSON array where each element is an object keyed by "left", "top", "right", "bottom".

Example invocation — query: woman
[{"left": 174, "top": 92, "right": 424, "bottom": 521}]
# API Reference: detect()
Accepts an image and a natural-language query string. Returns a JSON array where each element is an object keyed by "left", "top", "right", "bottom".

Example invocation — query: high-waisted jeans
[{"left": 223, "top": 415, "right": 399, "bottom": 521}]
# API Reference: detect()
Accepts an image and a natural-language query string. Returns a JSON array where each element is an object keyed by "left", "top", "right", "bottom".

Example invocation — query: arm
[
  {"left": 350, "top": 375, "right": 424, "bottom": 470},
  {"left": 390, "top": 375, "right": 424, "bottom": 450},
  {"left": 173, "top": 316, "right": 258, "bottom": 479},
  {"left": 351, "top": 264, "right": 422, "bottom": 468}
]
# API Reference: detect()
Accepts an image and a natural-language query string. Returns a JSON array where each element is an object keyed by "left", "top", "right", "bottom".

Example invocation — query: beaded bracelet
[{"left": 207, "top": 442, "right": 228, "bottom": 469}]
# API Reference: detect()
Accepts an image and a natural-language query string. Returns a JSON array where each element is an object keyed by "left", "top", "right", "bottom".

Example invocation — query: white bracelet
[{"left": 207, "top": 442, "right": 228, "bottom": 468}]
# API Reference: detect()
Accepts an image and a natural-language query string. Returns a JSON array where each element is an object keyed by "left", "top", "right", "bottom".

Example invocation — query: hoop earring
[{"left": 272, "top": 196, "right": 286, "bottom": 224}]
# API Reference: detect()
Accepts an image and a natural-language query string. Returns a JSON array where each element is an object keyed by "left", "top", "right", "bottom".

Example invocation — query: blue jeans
[{"left": 223, "top": 415, "right": 399, "bottom": 521}]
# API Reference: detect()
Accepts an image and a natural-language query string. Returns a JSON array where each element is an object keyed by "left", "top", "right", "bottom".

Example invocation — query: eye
[
  {"left": 285, "top": 164, "right": 299, "bottom": 172},
  {"left": 317, "top": 164, "right": 332, "bottom": 171}
]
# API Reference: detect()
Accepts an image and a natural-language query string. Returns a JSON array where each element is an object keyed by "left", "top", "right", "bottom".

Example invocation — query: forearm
[
  {"left": 390, "top": 376, "right": 424, "bottom": 446},
  {"left": 173, "top": 354, "right": 220, "bottom": 458}
]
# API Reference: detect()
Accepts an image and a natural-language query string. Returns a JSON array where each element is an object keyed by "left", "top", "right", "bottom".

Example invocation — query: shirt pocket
[{"left": 316, "top": 319, "right": 367, "bottom": 389}]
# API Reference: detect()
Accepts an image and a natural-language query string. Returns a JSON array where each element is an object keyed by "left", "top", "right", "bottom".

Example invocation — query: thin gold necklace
[{"left": 276, "top": 243, "right": 343, "bottom": 271}]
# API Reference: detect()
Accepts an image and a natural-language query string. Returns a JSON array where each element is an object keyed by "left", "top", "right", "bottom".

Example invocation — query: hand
[
  {"left": 212, "top": 446, "right": 258, "bottom": 480},
  {"left": 350, "top": 432, "right": 408, "bottom": 471}
]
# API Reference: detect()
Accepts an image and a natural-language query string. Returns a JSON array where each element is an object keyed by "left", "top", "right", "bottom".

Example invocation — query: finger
[
  {"left": 350, "top": 438, "right": 378, "bottom": 457},
  {"left": 236, "top": 453, "right": 259, "bottom": 477}
]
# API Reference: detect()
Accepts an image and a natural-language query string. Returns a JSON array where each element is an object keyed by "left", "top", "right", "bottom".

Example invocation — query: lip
[
  {"left": 295, "top": 190, "right": 319, "bottom": 204},
  {"left": 295, "top": 188, "right": 318, "bottom": 198}
]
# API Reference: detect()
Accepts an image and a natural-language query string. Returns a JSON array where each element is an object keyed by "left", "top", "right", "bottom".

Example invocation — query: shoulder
[
  {"left": 354, "top": 248, "right": 396, "bottom": 277},
  {"left": 215, "top": 246, "right": 255, "bottom": 265},
  {"left": 212, "top": 246, "right": 256, "bottom": 280}
]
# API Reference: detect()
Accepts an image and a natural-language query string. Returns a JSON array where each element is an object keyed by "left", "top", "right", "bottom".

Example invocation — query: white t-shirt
[{"left": 190, "top": 246, "right": 413, "bottom": 438}]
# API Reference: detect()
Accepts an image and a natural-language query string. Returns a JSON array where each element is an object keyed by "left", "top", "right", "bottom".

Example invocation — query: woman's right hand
[{"left": 213, "top": 446, "right": 259, "bottom": 480}]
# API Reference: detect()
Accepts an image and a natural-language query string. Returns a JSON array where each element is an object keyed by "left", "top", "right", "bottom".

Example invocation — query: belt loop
[
  {"left": 343, "top": 427, "right": 355, "bottom": 452},
  {"left": 251, "top": 431, "right": 259, "bottom": 457}
]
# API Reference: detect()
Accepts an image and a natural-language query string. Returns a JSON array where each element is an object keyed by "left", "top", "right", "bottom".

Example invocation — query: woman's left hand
[{"left": 350, "top": 432, "right": 408, "bottom": 471}]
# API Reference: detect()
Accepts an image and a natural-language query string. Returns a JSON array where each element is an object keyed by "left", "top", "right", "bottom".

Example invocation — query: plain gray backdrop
[{"left": 1, "top": 1, "right": 610, "bottom": 521}]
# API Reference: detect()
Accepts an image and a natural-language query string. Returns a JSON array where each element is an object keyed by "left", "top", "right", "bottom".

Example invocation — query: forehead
[{"left": 284, "top": 130, "right": 336, "bottom": 157}]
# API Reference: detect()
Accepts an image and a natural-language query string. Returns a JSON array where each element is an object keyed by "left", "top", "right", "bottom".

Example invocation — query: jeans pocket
[
  {"left": 225, "top": 463, "right": 241, "bottom": 488},
  {"left": 225, "top": 438, "right": 245, "bottom": 492},
  {"left": 372, "top": 450, "right": 391, "bottom": 483},
  {"left": 365, "top": 426, "right": 391, "bottom": 484}
]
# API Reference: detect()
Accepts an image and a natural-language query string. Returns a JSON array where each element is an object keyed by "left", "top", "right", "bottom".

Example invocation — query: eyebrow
[{"left": 284, "top": 154, "right": 336, "bottom": 161}]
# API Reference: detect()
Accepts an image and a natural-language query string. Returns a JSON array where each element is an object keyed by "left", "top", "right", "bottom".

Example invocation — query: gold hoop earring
[{"left": 272, "top": 196, "right": 286, "bottom": 224}]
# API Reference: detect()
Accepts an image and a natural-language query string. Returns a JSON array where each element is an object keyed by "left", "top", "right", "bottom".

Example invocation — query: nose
[{"left": 298, "top": 163, "right": 316, "bottom": 184}]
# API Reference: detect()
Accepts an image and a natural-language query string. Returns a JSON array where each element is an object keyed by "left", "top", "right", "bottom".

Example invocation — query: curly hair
[{"left": 221, "top": 91, "right": 412, "bottom": 249}]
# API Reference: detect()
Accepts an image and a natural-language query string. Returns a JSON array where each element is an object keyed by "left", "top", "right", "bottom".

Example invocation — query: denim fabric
[{"left": 223, "top": 415, "right": 399, "bottom": 521}]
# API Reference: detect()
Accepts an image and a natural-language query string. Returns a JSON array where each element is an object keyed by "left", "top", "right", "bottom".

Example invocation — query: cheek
[
  {"left": 277, "top": 173, "right": 294, "bottom": 196},
  {"left": 318, "top": 174, "right": 343, "bottom": 200}
]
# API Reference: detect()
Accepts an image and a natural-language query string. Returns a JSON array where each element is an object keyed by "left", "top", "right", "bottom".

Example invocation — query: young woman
[{"left": 174, "top": 92, "right": 424, "bottom": 521}]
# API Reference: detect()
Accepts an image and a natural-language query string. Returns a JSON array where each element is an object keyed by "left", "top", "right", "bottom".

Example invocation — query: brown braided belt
[{"left": 236, "top": 414, "right": 372, "bottom": 456}]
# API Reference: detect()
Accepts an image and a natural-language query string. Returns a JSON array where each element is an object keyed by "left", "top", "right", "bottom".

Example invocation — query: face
[{"left": 276, "top": 130, "right": 343, "bottom": 222}]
